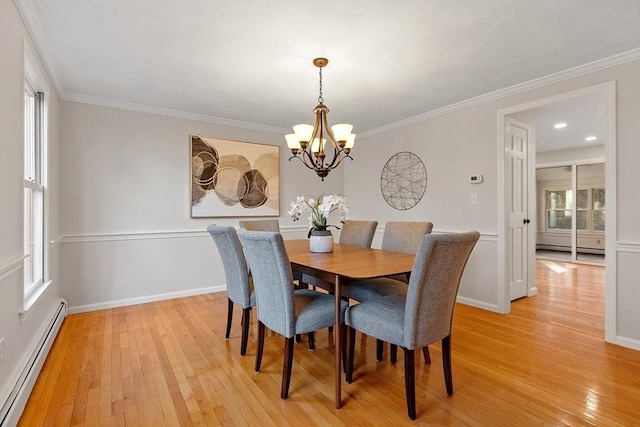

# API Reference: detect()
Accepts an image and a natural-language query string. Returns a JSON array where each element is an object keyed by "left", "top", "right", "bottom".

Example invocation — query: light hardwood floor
[{"left": 19, "top": 261, "right": 640, "bottom": 425}]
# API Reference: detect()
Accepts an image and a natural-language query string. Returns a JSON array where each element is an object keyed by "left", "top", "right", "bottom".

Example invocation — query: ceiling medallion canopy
[{"left": 285, "top": 57, "right": 355, "bottom": 181}]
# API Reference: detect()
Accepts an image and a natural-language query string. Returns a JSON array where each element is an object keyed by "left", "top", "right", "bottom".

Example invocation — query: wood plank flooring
[{"left": 19, "top": 261, "right": 640, "bottom": 425}]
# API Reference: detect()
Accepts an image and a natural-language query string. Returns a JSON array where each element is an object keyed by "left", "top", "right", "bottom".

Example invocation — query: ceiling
[
  {"left": 17, "top": 0, "right": 640, "bottom": 138},
  {"left": 510, "top": 92, "right": 606, "bottom": 153}
]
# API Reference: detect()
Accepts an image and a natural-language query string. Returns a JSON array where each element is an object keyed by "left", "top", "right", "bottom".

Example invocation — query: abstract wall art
[
  {"left": 191, "top": 135, "right": 279, "bottom": 217},
  {"left": 380, "top": 151, "right": 427, "bottom": 210}
]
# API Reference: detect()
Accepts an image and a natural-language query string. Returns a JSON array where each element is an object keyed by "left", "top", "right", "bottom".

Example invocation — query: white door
[{"left": 506, "top": 118, "right": 531, "bottom": 300}]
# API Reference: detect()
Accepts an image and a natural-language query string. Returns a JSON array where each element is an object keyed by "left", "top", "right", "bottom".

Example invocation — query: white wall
[
  {"left": 58, "top": 101, "right": 343, "bottom": 311},
  {"left": 0, "top": 0, "right": 62, "bottom": 410},
  {"left": 345, "top": 60, "right": 640, "bottom": 346}
]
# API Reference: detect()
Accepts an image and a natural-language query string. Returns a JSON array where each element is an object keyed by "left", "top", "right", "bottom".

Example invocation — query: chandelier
[{"left": 285, "top": 57, "right": 355, "bottom": 181}]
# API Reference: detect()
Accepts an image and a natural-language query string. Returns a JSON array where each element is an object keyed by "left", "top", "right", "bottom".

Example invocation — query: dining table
[{"left": 283, "top": 239, "right": 416, "bottom": 409}]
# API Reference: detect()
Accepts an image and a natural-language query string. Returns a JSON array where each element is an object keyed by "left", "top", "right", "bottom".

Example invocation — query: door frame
[{"left": 496, "top": 81, "right": 617, "bottom": 343}]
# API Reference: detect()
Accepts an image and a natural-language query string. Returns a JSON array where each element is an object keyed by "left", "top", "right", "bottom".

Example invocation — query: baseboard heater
[
  {"left": 0, "top": 299, "right": 67, "bottom": 427},
  {"left": 536, "top": 244, "right": 604, "bottom": 255}
]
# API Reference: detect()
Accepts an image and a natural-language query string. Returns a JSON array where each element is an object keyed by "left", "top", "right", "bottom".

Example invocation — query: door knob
[{"left": 523, "top": 218, "right": 530, "bottom": 224}]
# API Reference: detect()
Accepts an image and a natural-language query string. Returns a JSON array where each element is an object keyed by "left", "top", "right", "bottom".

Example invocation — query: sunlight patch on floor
[{"left": 540, "top": 260, "right": 578, "bottom": 274}]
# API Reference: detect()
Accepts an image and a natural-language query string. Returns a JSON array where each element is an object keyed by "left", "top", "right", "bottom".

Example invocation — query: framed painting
[{"left": 191, "top": 135, "right": 280, "bottom": 217}]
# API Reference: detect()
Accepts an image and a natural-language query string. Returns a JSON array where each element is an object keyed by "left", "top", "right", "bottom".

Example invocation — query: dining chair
[
  {"left": 238, "top": 219, "right": 312, "bottom": 346},
  {"left": 344, "top": 231, "right": 480, "bottom": 420},
  {"left": 239, "top": 219, "right": 300, "bottom": 283},
  {"left": 206, "top": 225, "right": 255, "bottom": 356},
  {"left": 303, "top": 219, "right": 379, "bottom": 293},
  {"left": 238, "top": 219, "right": 280, "bottom": 232},
  {"left": 342, "top": 221, "right": 433, "bottom": 362},
  {"left": 237, "top": 229, "right": 348, "bottom": 399}
]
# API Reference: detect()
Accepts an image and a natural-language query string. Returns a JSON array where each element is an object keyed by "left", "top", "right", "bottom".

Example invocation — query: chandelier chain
[{"left": 318, "top": 67, "right": 324, "bottom": 104}]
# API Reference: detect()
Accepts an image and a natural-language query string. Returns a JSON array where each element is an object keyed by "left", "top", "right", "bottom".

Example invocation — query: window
[
  {"left": 592, "top": 188, "right": 605, "bottom": 231},
  {"left": 545, "top": 188, "right": 605, "bottom": 233},
  {"left": 24, "top": 83, "right": 44, "bottom": 297}
]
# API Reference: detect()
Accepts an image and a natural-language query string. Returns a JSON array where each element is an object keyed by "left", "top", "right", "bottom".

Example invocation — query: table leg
[{"left": 335, "top": 274, "right": 342, "bottom": 409}]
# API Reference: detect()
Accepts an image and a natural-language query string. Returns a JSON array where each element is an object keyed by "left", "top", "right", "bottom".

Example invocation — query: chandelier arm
[
  {"left": 289, "top": 153, "right": 316, "bottom": 170},
  {"left": 299, "top": 148, "right": 318, "bottom": 169},
  {"left": 309, "top": 110, "right": 323, "bottom": 167},
  {"left": 329, "top": 152, "right": 354, "bottom": 170},
  {"left": 321, "top": 112, "right": 343, "bottom": 169}
]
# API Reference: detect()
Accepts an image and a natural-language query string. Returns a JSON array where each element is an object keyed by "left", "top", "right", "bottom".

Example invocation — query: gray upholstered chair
[
  {"left": 206, "top": 225, "right": 256, "bottom": 356},
  {"left": 237, "top": 229, "right": 348, "bottom": 399},
  {"left": 238, "top": 218, "right": 311, "bottom": 346},
  {"left": 238, "top": 219, "right": 280, "bottom": 232},
  {"left": 342, "top": 221, "right": 433, "bottom": 362},
  {"left": 302, "top": 219, "right": 379, "bottom": 293},
  {"left": 239, "top": 219, "right": 300, "bottom": 283},
  {"left": 344, "top": 231, "right": 480, "bottom": 420},
  {"left": 337, "top": 219, "right": 379, "bottom": 248}
]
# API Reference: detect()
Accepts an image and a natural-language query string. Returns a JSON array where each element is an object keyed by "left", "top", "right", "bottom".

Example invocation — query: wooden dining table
[{"left": 283, "top": 239, "right": 416, "bottom": 409}]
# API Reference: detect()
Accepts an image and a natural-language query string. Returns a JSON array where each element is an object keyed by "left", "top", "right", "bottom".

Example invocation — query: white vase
[{"left": 309, "top": 230, "right": 334, "bottom": 253}]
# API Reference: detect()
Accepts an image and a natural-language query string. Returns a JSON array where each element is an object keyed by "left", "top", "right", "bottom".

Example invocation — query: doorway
[{"left": 496, "top": 81, "right": 616, "bottom": 343}]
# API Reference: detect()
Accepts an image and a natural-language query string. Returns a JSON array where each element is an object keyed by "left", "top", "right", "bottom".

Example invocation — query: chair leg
[
  {"left": 295, "top": 334, "right": 301, "bottom": 343},
  {"left": 403, "top": 348, "right": 416, "bottom": 420},
  {"left": 308, "top": 332, "right": 315, "bottom": 351},
  {"left": 240, "top": 307, "right": 251, "bottom": 356},
  {"left": 422, "top": 345, "right": 431, "bottom": 364},
  {"left": 255, "top": 321, "right": 265, "bottom": 373},
  {"left": 281, "top": 337, "right": 295, "bottom": 399},
  {"left": 390, "top": 344, "right": 398, "bottom": 364},
  {"left": 345, "top": 326, "right": 356, "bottom": 383},
  {"left": 376, "top": 339, "right": 384, "bottom": 361},
  {"left": 442, "top": 335, "right": 453, "bottom": 395},
  {"left": 225, "top": 298, "right": 233, "bottom": 339},
  {"left": 341, "top": 325, "right": 348, "bottom": 374}
]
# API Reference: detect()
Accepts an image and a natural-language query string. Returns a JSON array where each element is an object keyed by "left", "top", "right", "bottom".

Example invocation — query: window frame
[
  {"left": 544, "top": 187, "right": 605, "bottom": 234},
  {"left": 23, "top": 81, "right": 45, "bottom": 301},
  {"left": 22, "top": 50, "right": 50, "bottom": 317}
]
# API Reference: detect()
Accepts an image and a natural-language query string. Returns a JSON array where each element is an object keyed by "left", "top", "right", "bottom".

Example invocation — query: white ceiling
[
  {"left": 17, "top": 0, "right": 640, "bottom": 137},
  {"left": 510, "top": 92, "right": 606, "bottom": 153}
]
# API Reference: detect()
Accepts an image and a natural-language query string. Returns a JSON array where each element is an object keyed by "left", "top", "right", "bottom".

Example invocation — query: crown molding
[
  {"left": 14, "top": 0, "right": 65, "bottom": 97},
  {"left": 61, "top": 92, "right": 289, "bottom": 134},
  {"left": 359, "top": 49, "right": 640, "bottom": 138}
]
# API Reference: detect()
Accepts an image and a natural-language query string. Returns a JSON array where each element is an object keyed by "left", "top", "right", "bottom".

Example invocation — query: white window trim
[
  {"left": 542, "top": 185, "right": 605, "bottom": 235},
  {"left": 23, "top": 44, "right": 51, "bottom": 315}
]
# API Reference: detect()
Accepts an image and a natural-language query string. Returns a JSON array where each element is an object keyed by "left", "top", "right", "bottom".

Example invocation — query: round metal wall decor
[{"left": 380, "top": 151, "right": 427, "bottom": 210}]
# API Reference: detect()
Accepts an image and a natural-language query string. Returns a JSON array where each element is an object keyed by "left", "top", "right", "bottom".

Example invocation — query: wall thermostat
[{"left": 469, "top": 174, "right": 483, "bottom": 184}]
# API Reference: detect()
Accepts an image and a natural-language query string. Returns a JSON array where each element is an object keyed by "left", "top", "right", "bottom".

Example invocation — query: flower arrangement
[{"left": 288, "top": 194, "right": 348, "bottom": 237}]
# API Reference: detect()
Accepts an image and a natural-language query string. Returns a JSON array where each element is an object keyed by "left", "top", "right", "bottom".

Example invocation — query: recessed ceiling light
[
  {"left": 554, "top": 123, "right": 567, "bottom": 129},
  {"left": 585, "top": 136, "right": 597, "bottom": 141}
]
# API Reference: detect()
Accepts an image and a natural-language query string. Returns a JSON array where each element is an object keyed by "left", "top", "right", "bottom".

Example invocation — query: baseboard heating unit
[{"left": 0, "top": 299, "right": 67, "bottom": 427}]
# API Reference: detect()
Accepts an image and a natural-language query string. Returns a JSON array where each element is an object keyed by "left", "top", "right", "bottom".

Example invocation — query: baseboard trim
[
  {"left": 0, "top": 299, "right": 67, "bottom": 427},
  {"left": 456, "top": 296, "right": 501, "bottom": 313},
  {"left": 67, "top": 285, "right": 226, "bottom": 314},
  {"left": 613, "top": 336, "right": 640, "bottom": 351}
]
